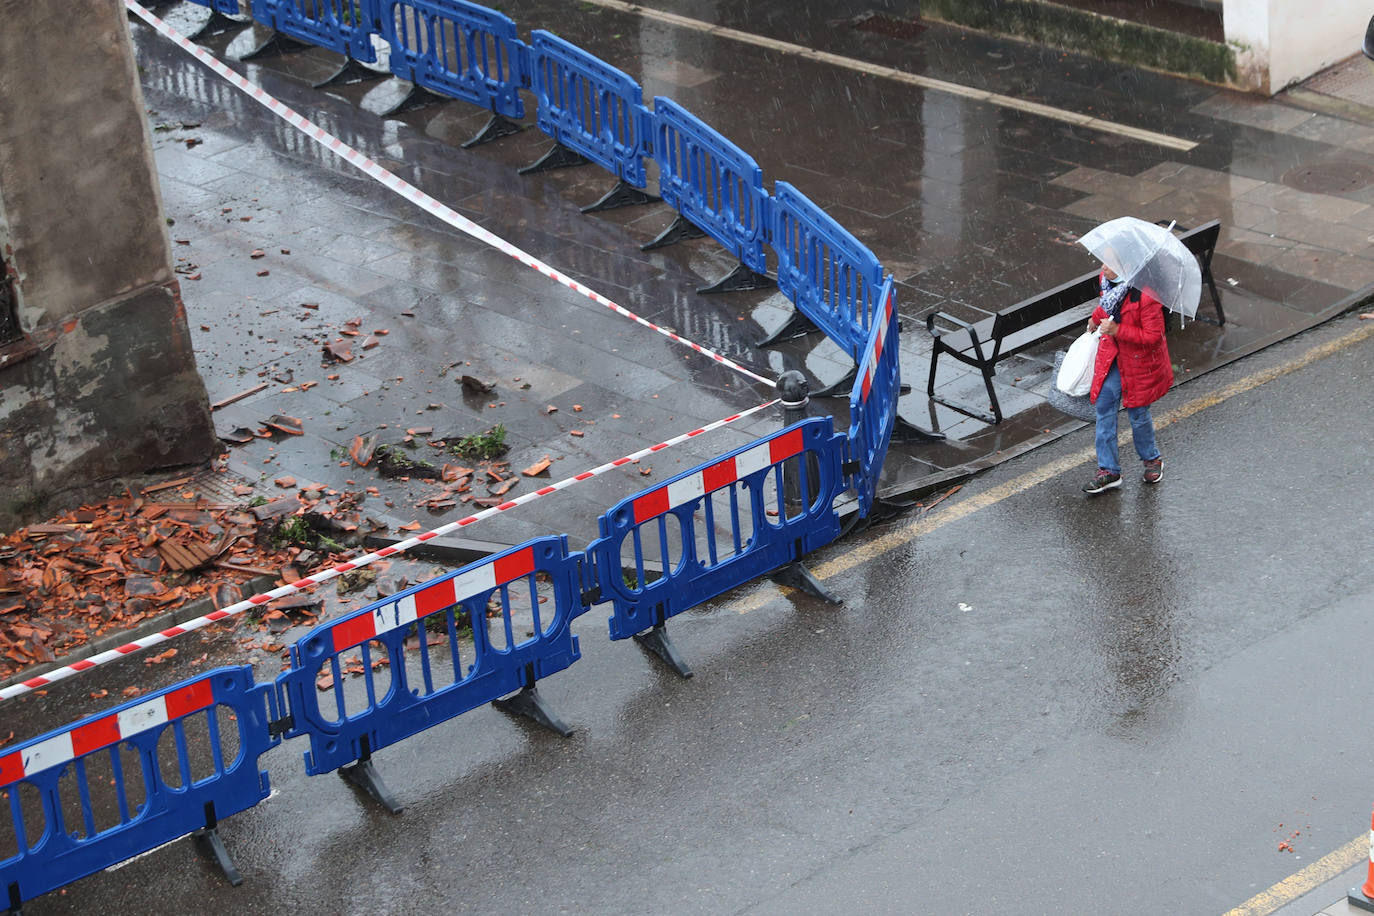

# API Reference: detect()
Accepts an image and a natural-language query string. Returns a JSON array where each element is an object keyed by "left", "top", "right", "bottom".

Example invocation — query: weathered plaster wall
[
  {"left": 0, "top": 0, "right": 215, "bottom": 529},
  {"left": 1224, "top": 0, "right": 1370, "bottom": 94}
]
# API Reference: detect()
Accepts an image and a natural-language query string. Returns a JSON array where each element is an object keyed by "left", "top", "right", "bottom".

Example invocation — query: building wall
[
  {"left": 0, "top": 0, "right": 216, "bottom": 529},
  {"left": 1225, "top": 0, "right": 1370, "bottom": 94}
]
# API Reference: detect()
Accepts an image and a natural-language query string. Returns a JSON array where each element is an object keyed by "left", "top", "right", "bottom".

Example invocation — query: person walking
[{"left": 1082, "top": 265, "right": 1173, "bottom": 495}]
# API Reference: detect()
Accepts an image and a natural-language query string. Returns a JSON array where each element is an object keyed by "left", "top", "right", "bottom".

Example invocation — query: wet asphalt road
[
  {"left": 11, "top": 314, "right": 1374, "bottom": 914},
  {"left": 8, "top": 2, "right": 1374, "bottom": 913}
]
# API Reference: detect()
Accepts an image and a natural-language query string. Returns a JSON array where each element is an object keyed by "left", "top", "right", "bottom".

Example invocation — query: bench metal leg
[
  {"left": 927, "top": 349, "right": 1002, "bottom": 424},
  {"left": 981, "top": 365, "right": 1003, "bottom": 423},
  {"left": 1201, "top": 268, "right": 1224, "bottom": 325}
]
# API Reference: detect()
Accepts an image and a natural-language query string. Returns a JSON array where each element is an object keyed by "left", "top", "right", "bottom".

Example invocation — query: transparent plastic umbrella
[{"left": 1077, "top": 216, "right": 1202, "bottom": 319}]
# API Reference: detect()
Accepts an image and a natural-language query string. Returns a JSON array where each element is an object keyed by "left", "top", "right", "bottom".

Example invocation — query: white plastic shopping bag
[{"left": 1055, "top": 330, "right": 1099, "bottom": 397}]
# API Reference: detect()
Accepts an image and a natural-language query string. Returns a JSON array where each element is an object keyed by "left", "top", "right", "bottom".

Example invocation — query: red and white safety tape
[
  {"left": 0, "top": 679, "right": 213, "bottom": 784},
  {"left": 0, "top": 398, "right": 779, "bottom": 701},
  {"left": 125, "top": 1, "right": 776, "bottom": 389},
  {"left": 858, "top": 288, "right": 895, "bottom": 403},
  {"left": 631, "top": 426, "right": 803, "bottom": 524},
  {"left": 329, "top": 544, "right": 536, "bottom": 653}
]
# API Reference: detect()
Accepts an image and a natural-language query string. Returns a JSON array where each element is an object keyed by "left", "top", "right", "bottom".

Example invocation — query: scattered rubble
[
  {"left": 522, "top": 456, "right": 552, "bottom": 477},
  {"left": 461, "top": 375, "right": 495, "bottom": 394},
  {"left": 0, "top": 471, "right": 385, "bottom": 682}
]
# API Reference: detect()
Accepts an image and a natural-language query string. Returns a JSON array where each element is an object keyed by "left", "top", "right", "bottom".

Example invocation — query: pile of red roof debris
[{"left": 0, "top": 469, "right": 373, "bottom": 681}]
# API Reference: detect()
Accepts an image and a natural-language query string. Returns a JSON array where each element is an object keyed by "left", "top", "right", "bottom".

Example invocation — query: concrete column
[
  {"left": 0, "top": 0, "right": 216, "bottom": 528},
  {"left": 1224, "top": 0, "right": 1371, "bottom": 94}
]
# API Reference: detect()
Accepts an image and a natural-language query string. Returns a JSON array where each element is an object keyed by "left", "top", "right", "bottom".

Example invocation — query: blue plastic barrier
[
  {"left": 772, "top": 181, "right": 885, "bottom": 360},
  {"left": 184, "top": 0, "right": 242, "bottom": 14},
  {"left": 847, "top": 278, "right": 900, "bottom": 516},
  {"left": 591, "top": 418, "right": 846, "bottom": 640},
  {"left": 529, "top": 30, "right": 650, "bottom": 186},
  {"left": 651, "top": 96, "right": 770, "bottom": 274},
  {"left": 0, "top": 667, "right": 278, "bottom": 907},
  {"left": 66, "top": 4, "right": 926, "bottom": 899},
  {"left": 381, "top": 0, "right": 529, "bottom": 118},
  {"left": 276, "top": 537, "right": 588, "bottom": 777},
  {"left": 248, "top": 0, "right": 381, "bottom": 61}
]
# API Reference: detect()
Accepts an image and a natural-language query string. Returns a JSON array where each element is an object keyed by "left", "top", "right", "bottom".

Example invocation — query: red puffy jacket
[{"left": 1089, "top": 281, "right": 1173, "bottom": 408}]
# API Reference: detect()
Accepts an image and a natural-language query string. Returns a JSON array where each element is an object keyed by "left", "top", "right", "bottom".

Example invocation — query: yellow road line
[
  {"left": 1221, "top": 833, "right": 1366, "bottom": 916},
  {"left": 749, "top": 317, "right": 1374, "bottom": 910},
  {"left": 734, "top": 317, "right": 1374, "bottom": 615},
  {"left": 582, "top": 0, "right": 1198, "bottom": 152}
]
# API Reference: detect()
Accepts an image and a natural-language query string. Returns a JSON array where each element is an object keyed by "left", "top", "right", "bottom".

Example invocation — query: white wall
[{"left": 1224, "top": 0, "right": 1372, "bottom": 94}]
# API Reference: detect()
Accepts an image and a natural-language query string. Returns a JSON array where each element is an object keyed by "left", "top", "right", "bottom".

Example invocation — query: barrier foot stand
[
  {"left": 756, "top": 307, "right": 819, "bottom": 347},
  {"left": 239, "top": 30, "right": 313, "bottom": 62},
  {"left": 380, "top": 84, "right": 448, "bottom": 118},
  {"left": 582, "top": 180, "right": 661, "bottom": 214},
  {"left": 192, "top": 802, "right": 244, "bottom": 887},
  {"left": 892, "top": 415, "right": 945, "bottom": 442},
  {"left": 494, "top": 686, "right": 574, "bottom": 737},
  {"left": 519, "top": 142, "right": 592, "bottom": 175},
  {"left": 859, "top": 492, "right": 930, "bottom": 528},
  {"left": 462, "top": 111, "right": 524, "bottom": 149},
  {"left": 772, "top": 562, "right": 842, "bottom": 604},
  {"left": 698, "top": 263, "right": 775, "bottom": 295},
  {"left": 635, "top": 624, "right": 693, "bottom": 679},
  {"left": 187, "top": 11, "right": 246, "bottom": 41},
  {"left": 314, "top": 57, "right": 388, "bottom": 90},
  {"left": 641, "top": 214, "right": 707, "bottom": 251},
  {"left": 340, "top": 737, "right": 404, "bottom": 814},
  {"left": 811, "top": 366, "right": 856, "bottom": 398},
  {"left": 6, "top": 880, "right": 21, "bottom": 916},
  {"left": 930, "top": 391, "right": 999, "bottom": 425}
]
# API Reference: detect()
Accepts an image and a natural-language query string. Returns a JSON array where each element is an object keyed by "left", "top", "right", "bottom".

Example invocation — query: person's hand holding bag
[{"left": 1055, "top": 328, "right": 1100, "bottom": 396}]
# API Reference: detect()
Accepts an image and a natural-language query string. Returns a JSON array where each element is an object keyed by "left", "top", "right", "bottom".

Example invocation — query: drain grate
[{"left": 1281, "top": 160, "right": 1374, "bottom": 194}]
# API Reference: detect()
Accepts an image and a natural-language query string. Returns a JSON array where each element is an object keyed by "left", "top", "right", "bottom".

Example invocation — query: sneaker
[
  {"left": 1083, "top": 469, "right": 1122, "bottom": 495},
  {"left": 1142, "top": 458, "right": 1164, "bottom": 484}
]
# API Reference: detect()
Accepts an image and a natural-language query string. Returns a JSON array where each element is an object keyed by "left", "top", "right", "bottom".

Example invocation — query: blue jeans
[{"left": 1095, "top": 363, "right": 1161, "bottom": 474}]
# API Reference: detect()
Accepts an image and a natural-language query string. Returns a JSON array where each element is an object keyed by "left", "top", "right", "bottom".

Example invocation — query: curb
[
  {"left": 875, "top": 278, "right": 1374, "bottom": 506},
  {"left": 919, "top": 0, "right": 1236, "bottom": 85},
  {"left": 9, "top": 286, "right": 1373, "bottom": 696},
  {"left": 1332, "top": 279, "right": 1374, "bottom": 319}
]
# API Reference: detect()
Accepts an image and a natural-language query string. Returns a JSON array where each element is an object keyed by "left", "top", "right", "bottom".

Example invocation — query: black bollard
[
  {"left": 777, "top": 371, "right": 811, "bottom": 513},
  {"left": 770, "top": 372, "right": 841, "bottom": 604}
]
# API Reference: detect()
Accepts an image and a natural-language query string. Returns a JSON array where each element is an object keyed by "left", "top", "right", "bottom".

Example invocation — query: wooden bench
[
  {"left": 925, "top": 272, "right": 1101, "bottom": 424},
  {"left": 924, "top": 219, "right": 1224, "bottom": 424}
]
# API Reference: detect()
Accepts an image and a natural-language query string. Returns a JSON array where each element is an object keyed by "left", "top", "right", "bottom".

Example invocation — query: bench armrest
[
  {"left": 925, "top": 309, "right": 976, "bottom": 337},
  {"left": 926, "top": 309, "right": 989, "bottom": 365}
]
